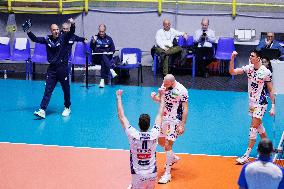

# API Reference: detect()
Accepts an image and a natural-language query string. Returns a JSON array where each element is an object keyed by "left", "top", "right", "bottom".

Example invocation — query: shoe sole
[
  {"left": 158, "top": 180, "right": 171, "bottom": 184},
  {"left": 34, "top": 113, "right": 45, "bottom": 119},
  {"left": 236, "top": 159, "right": 249, "bottom": 165}
]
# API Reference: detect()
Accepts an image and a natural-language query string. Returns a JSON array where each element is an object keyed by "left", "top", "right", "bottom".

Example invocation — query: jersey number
[{"left": 142, "top": 140, "right": 148, "bottom": 149}]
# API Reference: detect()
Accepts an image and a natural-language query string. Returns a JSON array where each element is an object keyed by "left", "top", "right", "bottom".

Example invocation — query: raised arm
[
  {"left": 90, "top": 35, "right": 97, "bottom": 51},
  {"left": 266, "top": 82, "right": 276, "bottom": 116},
  {"left": 73, "top": 35, "right": 87, "bottom": 43},
  {"left": 151, "top": 86, "right": 166, "bottom": 103},
  {"left": 154, "top": 88, "right": 165, "bottom": 126},
  {"left": 116, "top": 89, "right": 130, "bottom": 129},
  {"left": 63, "top": 18, "right": 75, "bottom": 40},
  {"left": 151, "top": 91, "right": 161, "bottom": 103},
  {"left": 27, "top": 31, "right": 46, "bottom": 44},
  {"left": 229, "top": 51, "right": 245, "bottom": 75}
]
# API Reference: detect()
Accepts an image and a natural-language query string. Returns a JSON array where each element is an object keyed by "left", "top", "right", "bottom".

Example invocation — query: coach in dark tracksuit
[
  {"left": 90, "top": 24, "right": 115, "bottom": 88},
  {"left": 61, "top": 22, "right": 87, "bottom": 73},
  {"left": 61, "top": 22, "right": 86, "bottom": 56},
  {"left": 26, "top": 18, "right": 75, "bottom": 119}
]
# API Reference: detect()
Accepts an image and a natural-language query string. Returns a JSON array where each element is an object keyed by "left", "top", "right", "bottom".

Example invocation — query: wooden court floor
[{"left": 0, "top": 143, "right": 242, "bottom": 189}]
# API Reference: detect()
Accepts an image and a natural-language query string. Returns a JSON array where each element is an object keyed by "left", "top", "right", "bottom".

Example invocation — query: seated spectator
[
  {"left": 90, "top": 24, "right": 117, "bottom": 88},
  {"left": 256, "top": 32, "right": 284, "bottom": 56},
  {"left": 194, "top": 18, "right": 216, "bottom": 78},
  {"left": 155, "top": 19, "right": 188, "bottom": 76},
  {"left": 238, "top": 138, "right": 284, "bottom": 189}
]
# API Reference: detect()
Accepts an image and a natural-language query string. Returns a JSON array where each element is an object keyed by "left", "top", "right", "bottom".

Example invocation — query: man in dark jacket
[
  {"left": 61, "top": 22, "right": 87, "bottom": 75},
  {"left": 26, "top": 18, "right": 75, "bottom": 119},
  {"left": 61, "top": 22, "right": 87, "bottom": 58},
  {"left": 90, "top": 24, "right": 117, "bottom": 88}
]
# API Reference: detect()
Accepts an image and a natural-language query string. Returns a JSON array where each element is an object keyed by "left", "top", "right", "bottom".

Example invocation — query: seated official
[
  {"left": 90, "top": 24, "right": 117, "bottom": 88},
  {"left": 256, "top": 32, "right": 284, "bottom": 57},
  {"left": 194, "top": 18, "right": 216, "bottom": 78},
  {"left": 155, "top": 19, "right": 188, "bottom": 76}
]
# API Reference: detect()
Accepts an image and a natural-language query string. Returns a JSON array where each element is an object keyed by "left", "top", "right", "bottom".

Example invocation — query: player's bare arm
[
  {"left": 229, "top": 51, "right": 244, "bottom": 75},
  {"left": 266, "top": 82, "right": 276, "bottom": 116},
  {"left": 151, "top": 91, "right": 161, "bottom": 103},
  {"left": 116, "top": 89, "right": 130, "bottom": 128},
  {"left": 155, "top": 88, "right": 165, "bottom": 126},
  {"left": 178, "top": 101, "right": 188, "bottom": 135},
  {"left": 151, "top": 86, "right": 167, "bottom": 103}
]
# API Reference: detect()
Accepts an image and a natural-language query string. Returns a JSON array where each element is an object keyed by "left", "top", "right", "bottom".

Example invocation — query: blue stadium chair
[
  {"left": 30, "top": 42, "right": 48, "bottom": 79},
  {"left": 116, "top": 48, "right": 143, "bottom": 86},
  {"left": 71, "top": 42, "right": 91, "bottom": 81},
  {"left": 31, "top": 43, "right": 47, "bottom": 63},
  {"left": 185, "top": 36, "right": 196, "bottom": 78},
  {"left": 215, "top": 37, "right": 235, "bottom": 79},
  {"left": 10, "top": 38, "right": 31, "bottom": 79},
  {"left": 10, "top": 38, "right": 31, "bottom": 61},
  {"left": 0, "top": 37, "right": 11, "bottom": 60}
]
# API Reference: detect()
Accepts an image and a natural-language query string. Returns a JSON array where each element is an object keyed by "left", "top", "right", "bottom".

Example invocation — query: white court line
[{"left": 0, "top": 141, "right": 238, "bottom": 158}]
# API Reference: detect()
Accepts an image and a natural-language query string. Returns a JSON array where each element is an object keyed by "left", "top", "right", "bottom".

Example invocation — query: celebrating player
[
  {"left": 116, "top": 89, "right": 165, "bottom": 189},
  {"left": 151, "top": 74, "right": 188, "bottom": 184},
  {"left": 229, "top": 50, "right": 275, "bottom": 164}
]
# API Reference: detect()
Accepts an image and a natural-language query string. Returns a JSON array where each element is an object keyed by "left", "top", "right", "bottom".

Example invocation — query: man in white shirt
[
  {"left": 194, "top": 18, "right": 216, "bottom": 77},
  {"left": 229, "top": 50, "right": 275, "bottom": 165},
  {"left": 116, "top": 89, "right": 165, "bottom": 189},
  {"left": 151, "top": 74, "right": 188, "bottom": 184},
  {"left": 155, "top": 19, "right": 188, "bottom": 76}
]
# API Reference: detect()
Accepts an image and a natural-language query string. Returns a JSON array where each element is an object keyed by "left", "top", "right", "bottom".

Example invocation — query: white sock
[
  {"left": 110, "top": 69, "right": 117, "bottom": 78},
  {"left": 165, "top": 150, "right": 174, "bottom": 174},
  {"left": 244, "top": 148, "right": 252, "bottom": 157}
]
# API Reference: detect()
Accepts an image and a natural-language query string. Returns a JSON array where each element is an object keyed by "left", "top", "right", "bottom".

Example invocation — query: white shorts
[
  {"left": 248, "top": 104, "right": 267, "bottom": 119},
  {"left": 160, "top": 119, "right": 181, "bottom": 141},
  {"left": 130, "top": 173, "right": 157, "bottom": 189}
]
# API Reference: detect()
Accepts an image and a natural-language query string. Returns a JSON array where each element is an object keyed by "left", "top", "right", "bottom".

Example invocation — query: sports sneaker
[
  {"left": 34, "top": 108, "right": 46, "bottom": 119},
  {"left": 99, "top": 79, "right": 105, "bottom": 88},
  {"left": 62, "top": 107, "right": 71, "bottom": 117},
  {"left": 158, "top": 173, "right": 171, "bottom": 184},
  {"left": 236, "top": 155, "right": 249, "bottom": 165},
  {"left": 164, "top": 155, "right": 181, "bottom": 169},
  {"left": 110, "top": 69, "right": 118, "bottom": 78},
  {"left": 171, "top": 155, "right": 181, "bottom": 166}
]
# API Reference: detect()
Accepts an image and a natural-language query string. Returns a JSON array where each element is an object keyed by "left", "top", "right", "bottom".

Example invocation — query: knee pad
[
  {"left": 249, "top": 127, "right": 257, "bottom": 140},
  {"left": 257, "top": 124, "right": 266, "bottom": 135}
]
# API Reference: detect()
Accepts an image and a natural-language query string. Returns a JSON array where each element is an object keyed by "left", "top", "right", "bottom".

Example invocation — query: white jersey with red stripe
[
  {"left": 241, "top": 64, "right": 272, "bottom": 106},
  {"left": 125, "top": 124, "right": 160, "bottom": 175},
  {"left": 162, "top": 82, "right": 188, "bottom": 121}
]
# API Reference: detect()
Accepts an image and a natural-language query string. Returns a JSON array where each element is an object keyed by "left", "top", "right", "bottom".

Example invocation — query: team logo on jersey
[
  {"left": 172, "top": 92, "right": 178, "bottom": 97},
  {"left": 137, "top": 153, "right": 151, "bottom": 159}
]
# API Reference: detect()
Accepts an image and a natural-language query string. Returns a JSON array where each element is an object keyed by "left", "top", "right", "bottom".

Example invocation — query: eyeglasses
[
  {"left": 267, "top": 36, "right": 273, "bottom": 38},
  {"left": 250, "top": 55, "right": 256, "bottom": 57}
]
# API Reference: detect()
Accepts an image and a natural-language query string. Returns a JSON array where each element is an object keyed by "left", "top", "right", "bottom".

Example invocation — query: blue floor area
[{"left": 0, "top": 79, "right": 283, "bottom": 157}]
